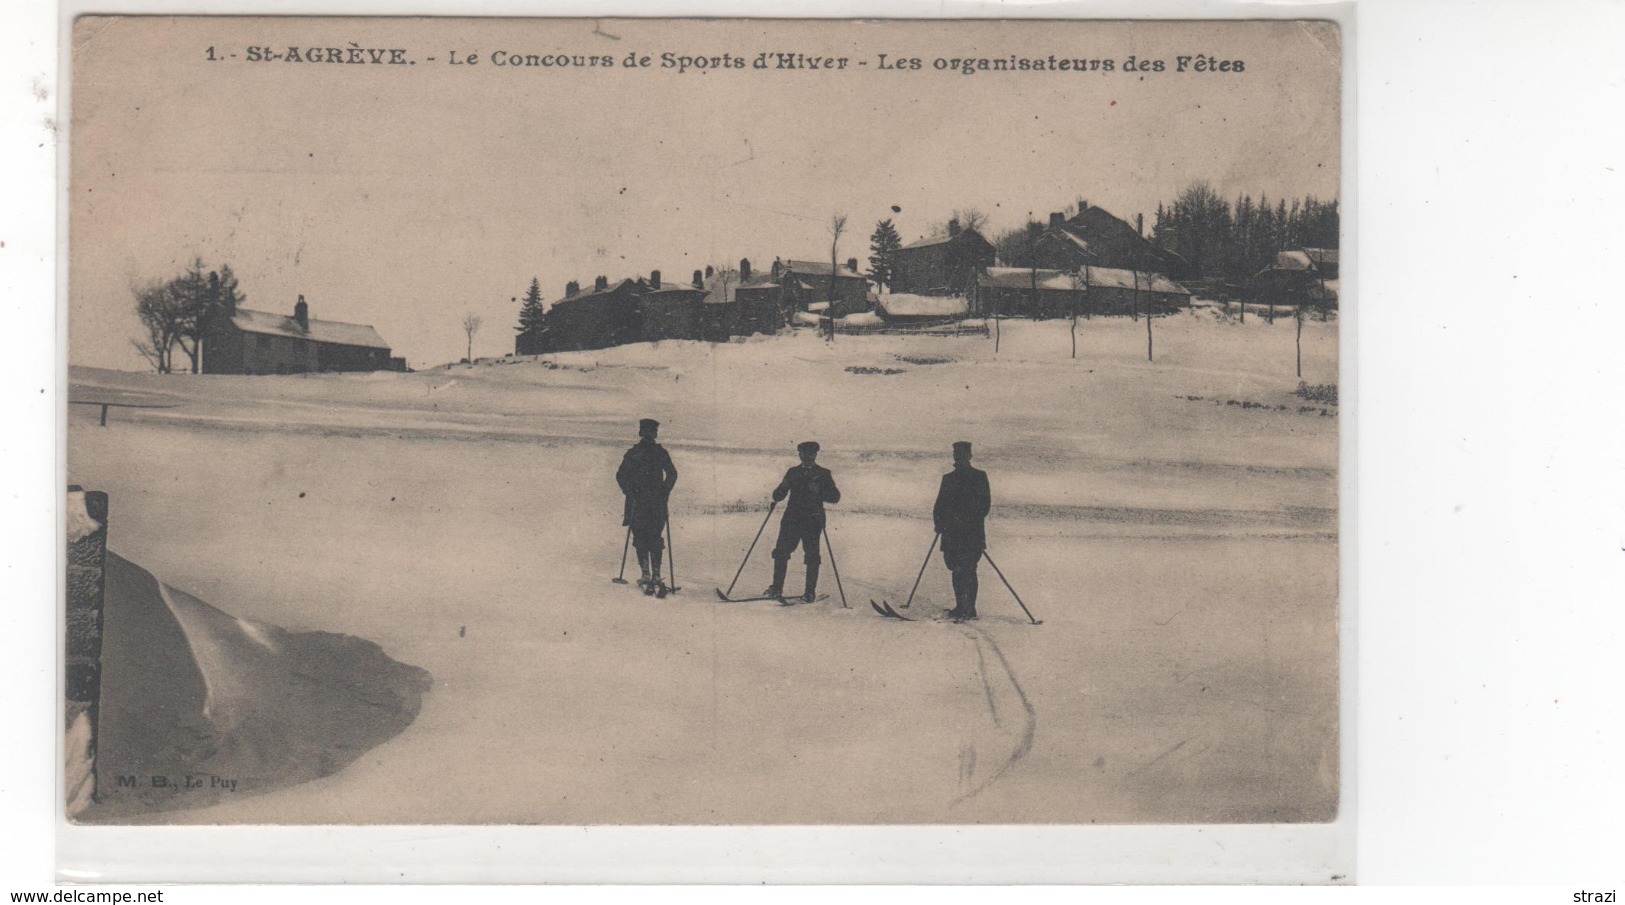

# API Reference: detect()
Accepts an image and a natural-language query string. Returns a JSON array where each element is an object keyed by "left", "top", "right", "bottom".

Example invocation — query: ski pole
[
  {"left": 823, "top": 526, "right": 849, "bottom": 608},
  {"left": 665, "top": 519, "right": 678, "bottom": 591},
  {"left": 901, "top": 531, "right": 940, "bottom": 609},
  {"left": 982, "top": 550, "right": 1042, "bottom": 625},
  {"left": 611, "top": 524, "right": 632, "bottom": 584},
  {"left": 723, "top": 501, "right": 777, "bottom": 598}
]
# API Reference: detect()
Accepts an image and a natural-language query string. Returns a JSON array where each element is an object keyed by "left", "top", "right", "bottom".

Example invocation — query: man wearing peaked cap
[
  {"left": 934, "top": 441, "right": 991, "bottom": 621},
  {"left": 616, "top": 418, "right": 678, "bottom": 596},
  {"left": 765, "top": 440, "right": 840, "bottom": 602}
]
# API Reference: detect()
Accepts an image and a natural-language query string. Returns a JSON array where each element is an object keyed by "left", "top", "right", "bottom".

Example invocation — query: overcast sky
[{"left": 70, "top": 17, "right": 1340, "bottom": 370}]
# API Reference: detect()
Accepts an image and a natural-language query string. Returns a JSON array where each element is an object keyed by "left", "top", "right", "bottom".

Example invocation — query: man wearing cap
[
  {"left": 617, "top": 418, "right": 679, "bottom": 596},
  {"left": 766, "top": 441, "right": 841, "bottom": 602},
  {"left": 934, "top": 441, "right": 991, "bottom": 621}
]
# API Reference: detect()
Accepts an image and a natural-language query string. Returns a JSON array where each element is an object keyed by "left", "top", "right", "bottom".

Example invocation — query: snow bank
[{"left": 81, "top": 552, "right": 432, "bottom": 821}]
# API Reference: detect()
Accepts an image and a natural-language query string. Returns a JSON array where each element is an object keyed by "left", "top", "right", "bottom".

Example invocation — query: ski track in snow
[
  {"left": 951, "top": 623, "right": 1038, "bottom": 807},
  {"left": 68, "top": 320, "right": 1339, "bottom": 823}
]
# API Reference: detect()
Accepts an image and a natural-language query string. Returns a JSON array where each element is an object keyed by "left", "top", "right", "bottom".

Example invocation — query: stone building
[{"left": 201, "top": 295, "right": 396, "bottom": 374}]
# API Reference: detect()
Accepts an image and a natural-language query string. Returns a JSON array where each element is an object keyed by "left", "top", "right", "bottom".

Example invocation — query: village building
[
  {"left": 1301, "top": 247, "right": 1339, "bottom": 280},
  {"left": 874, "top": 293, "right": 972, "bottom": 325},
  {"left": 543, "top": 276, "right": 644, "bottom": 352},
  {"left": 970, "top": 265, "right": 1191, "bottom": 318},
  {"left": 1031, "top": 203, "right": 1193, "bottom": 279},
  {"left": 776, "top": 258, "right": 871, "bottom": 316},
  {"left": 201, "top": 294, "right": 398, "bottom": 374},
  {"left": 890, "top": 219, "right": 997, "bottom": 295},
  {"left": 971, "top": 268, "right": 1089, "bottom": 319},
  {"left": 725, "top": 259, "right": 791, "bottom": 337},
  {"left": 1076, "top": 265, "right": 1193, "bottom": 315},
  {"left": 1251, "top": 249, "right": 1339, "bottom": 307},
  {"left": 635, "top": 270, "right": 707, "bottom": 342}
]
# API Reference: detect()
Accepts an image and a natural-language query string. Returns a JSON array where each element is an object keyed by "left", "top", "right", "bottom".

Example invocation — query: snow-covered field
[{"left": 67, "top": 311, "right": 1340, "bottom": 824}]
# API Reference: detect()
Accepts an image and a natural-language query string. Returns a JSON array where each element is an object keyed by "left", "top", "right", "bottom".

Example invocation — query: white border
[{"left": 11, "top": 0, "right": 1620, "bottom": 888}]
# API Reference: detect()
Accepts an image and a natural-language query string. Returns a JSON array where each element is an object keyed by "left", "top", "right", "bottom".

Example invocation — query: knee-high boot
[{"left": 767, "top": 557, "right": 788, "bottom": 597}]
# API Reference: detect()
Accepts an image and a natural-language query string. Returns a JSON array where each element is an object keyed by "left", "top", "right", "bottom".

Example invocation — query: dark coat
[
  {"left": 933, "top": 464, "right": 990, "bottom": 552},
  {"left": 773, "top": 463, "right": 841, "bottom": 522},
  {"left": 617, "top": 440, "right": 677, "bottom": 525}
]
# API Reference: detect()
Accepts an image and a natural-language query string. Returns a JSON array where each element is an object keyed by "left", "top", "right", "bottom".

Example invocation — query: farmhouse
[
  {"left": 891, "top": 219, "right": 996, "bottom": 294},
  {"left": 1031, "top": 203, "right": 1192, "bottom": 279},
  {"left": 201, "top": 295, "right": 397, "bottom": 374}
]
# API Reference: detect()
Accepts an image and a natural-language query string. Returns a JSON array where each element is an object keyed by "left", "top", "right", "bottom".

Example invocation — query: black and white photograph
[{"left": 64, "top": 15, "right": 1343, "bottom": 837}]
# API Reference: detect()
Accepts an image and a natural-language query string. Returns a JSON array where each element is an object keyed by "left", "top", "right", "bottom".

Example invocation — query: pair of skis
[
  {"left": 869, "top": 538, "right": 1044, "bottom": 626},
  {"left": 715, "top": 589, "right": 829, "bottom": 606},
  {"left": 611, "top": 523, "right": 681, "bottom": 598}
]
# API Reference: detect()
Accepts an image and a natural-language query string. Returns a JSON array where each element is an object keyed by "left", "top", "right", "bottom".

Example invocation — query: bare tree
[
  {"left": 130, "top": 277, "right": 182, "bottom": 373},
  {"left": 928, "top": 207, "right": 991, "bottom": 238},
  {"left": 826, "top": 214, "right": 847, "bottom": 342},
  {"left": 827, "top": 214, "right": 848, "bottom": 301},
  {"left": 462, "top": 312, "right": 483, "bottom": 364},
  {"left": 1295, "top": 301, "right": 1305, "bottom": 378},
  {"left": 1068, "top": 268, "right": 1088, "bottom": 359}
]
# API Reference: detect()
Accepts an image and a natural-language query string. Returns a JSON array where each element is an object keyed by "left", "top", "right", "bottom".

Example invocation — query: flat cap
[
  {"left": 639, "top": 418, "right": 660, "bottom": 431},
  {"left": 797, "top": 440, "right": 820, "bottom": 454}
]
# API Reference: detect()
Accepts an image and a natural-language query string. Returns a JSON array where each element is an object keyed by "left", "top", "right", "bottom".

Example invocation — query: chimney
[
  {"left": 595, "top": 275, "right": 609, "bottom": 292},
  {"left": 1049, "top": 211, "right": 1065, "bottom": 229},
  {"left": 705, "top": 265, "right": 715, "bottom": 278},
  {"left": 650, "top": 270, "right": 662, "bottom": 289},
  {"left": 771, "top": 259, "right": 782, "bottom": 281},
  {"left": 693, "top": 269, "right": 704, "bottom": 288},
  {"left": 1135, "top": 213, "right": 1145, "bottom": 236},
  {"left": 1078, "top": 198, "right": 1088, "bottom": 215},
  {"left": 846, "top": 257, "right": 859, "bottom": 273},
  {"left": 566, "top": 280, "right": 580, "bottom": 297},
  {"left": 740, "top": 258, "right": 752, "bottom": 281},
  {"left": 948, "top": 218, "right": 961, "bottom": 237},
  {"left": 294, "top": 295, "right": 309, "bottom": 330}
]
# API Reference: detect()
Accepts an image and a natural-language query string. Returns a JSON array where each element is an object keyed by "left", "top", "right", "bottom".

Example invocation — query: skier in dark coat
[
  {"left": 617, "top": 418, "right": 678, "bottom": 595},
  {"left": 766, "top": 441, "right": 841, "bottom": 602},
  {"left": 934, "top": 441, "right": 991, "bottom": 620}
]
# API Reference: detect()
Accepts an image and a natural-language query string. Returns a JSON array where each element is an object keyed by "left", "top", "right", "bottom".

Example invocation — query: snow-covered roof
[
  {"left": 1080, "top": 266, "right": 1190, "bottom": 295},
  {"left": 900, "top": 227, "right": 990, "bottom": 251},
  {"left": 1043, "top": 228, "right": 1094, "bottom": 255},
  {"left": 229, "top": 308, "right": 390, "bottom": 350},
  {"left": 643, "top": 282, "right": 706, "bottom": 298},
  {"left": 1271, "top": 250, "right": 1317, "bottom": 272},
  {"left": 977, "top": 267, "right": 1082, "bottom": 292},
  {"left": 552, "top": 278, "right": 639, "bottom": 308},
  {"left": 876, "top": 294, "right": 969, "bottom": 317},
  {"left": 784, "top": 260, "right": 867, "bottom": 280}
]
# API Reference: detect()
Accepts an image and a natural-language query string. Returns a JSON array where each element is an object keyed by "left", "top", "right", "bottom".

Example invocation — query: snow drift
[{"left": 80, "top": 552, "right": 432, "bottom": 821}]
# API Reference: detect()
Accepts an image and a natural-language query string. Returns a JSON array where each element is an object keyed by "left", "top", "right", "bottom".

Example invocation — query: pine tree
[
  {"left": 867, "top": 219, "right": 903, "bottom": 293},
  {"left": 516, "top": 277, "right": 547, "bottom": 352}
]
